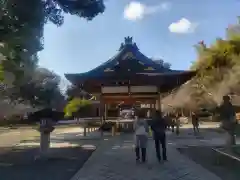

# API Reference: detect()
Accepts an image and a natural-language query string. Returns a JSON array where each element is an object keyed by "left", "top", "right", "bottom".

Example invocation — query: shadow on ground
[
  {"left": 167, "top": 127, "right": 240, "bottom": 180},
  {"left": 0, "top": 145, "right": 95, "bottom": 180},
  {"left": 178, "top": 145, "right": 240, "bottom": 180}
]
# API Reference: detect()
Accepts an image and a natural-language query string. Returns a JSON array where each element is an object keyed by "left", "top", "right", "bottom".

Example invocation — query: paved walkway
[
  {"left": 71, "top": 134, "right": 221, "bottom": 180},
  {"left": 167, "top": 128, "right": 240, "bottom": 147}
]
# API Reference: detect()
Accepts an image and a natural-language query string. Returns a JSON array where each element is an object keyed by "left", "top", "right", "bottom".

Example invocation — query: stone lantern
[{"left": 30, "top": 108, "right": 63, "bottom": 159}]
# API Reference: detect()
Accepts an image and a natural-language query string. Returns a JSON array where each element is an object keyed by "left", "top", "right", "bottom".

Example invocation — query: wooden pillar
[
  {"left": 151, "top": 103, "right": 155, "bottom": 117},
  {"left": 155, "top": 99, "right": 159, "bottom": 110},
  {"left": 157, "top": 86, "right": 162, "bottom": 112},
  {"left": 158, "top": 95, "right": 162, "bottom": 112},
  {"left": 100, "top": 95, "right": 104, "bottom": 136},
  {"left": 83, "top": 122, "right": 87, "bottom": 136},
  {"left": 104, "top": 103, "right": 107, "bottom": 121},
  {"left": 111, "top": 123, "right": 116, "bottom": 136}
]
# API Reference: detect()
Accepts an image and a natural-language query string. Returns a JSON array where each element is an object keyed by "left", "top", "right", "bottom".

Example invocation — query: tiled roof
[{"left": 65, "top": 37, "right": 195, "bottom": 83}]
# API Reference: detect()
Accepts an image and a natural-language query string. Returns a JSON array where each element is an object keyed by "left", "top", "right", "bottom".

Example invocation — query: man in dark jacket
[
  {"left": 191, "top": 112, "right": 199, "bottom": 135},
  {"left": 150, "top": 110, "right": 167, "bottom": 162}
]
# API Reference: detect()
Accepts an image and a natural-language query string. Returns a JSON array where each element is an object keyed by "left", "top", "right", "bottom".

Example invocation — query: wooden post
[
  {"left": 83, "top": 120, "right": 87, "bottom": 136},
  {"left": 157, "top": 86, "right": 161, "bottom": 112},
  {"left": 104, "top": 103, "right": 107, "bottom": 121},
  {"left": 151, "top": 103, "right": 155, "bottom": 117},
  {"left": 100, "top": 95, "right": 104, "bottom": 137},
  {"left": 155, "top": 99, "right": 158, "bottom": 110},
  {"left": 111, "top": 123, "right": 116, "bottom": 136}
]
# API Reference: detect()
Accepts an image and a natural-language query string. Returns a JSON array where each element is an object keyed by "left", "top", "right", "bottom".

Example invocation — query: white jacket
[{"left": 134, "top": 119, "right": 148, "bottom": 136}]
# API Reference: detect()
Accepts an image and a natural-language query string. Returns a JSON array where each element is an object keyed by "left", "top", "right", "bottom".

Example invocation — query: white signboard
[
  {"left": 101, "top": 86, "right": 128, "bottom": 93},
  {"left": 130, "top": 86, "right": 157, "bottom": 93}
]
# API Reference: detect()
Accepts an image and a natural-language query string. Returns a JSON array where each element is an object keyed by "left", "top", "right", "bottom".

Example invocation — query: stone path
[
  {"left": 167, "top": 128, "right": 240, "bottom": 147},
  {"left": 71, "top": 134, "right": 221, "bottom": 180}
]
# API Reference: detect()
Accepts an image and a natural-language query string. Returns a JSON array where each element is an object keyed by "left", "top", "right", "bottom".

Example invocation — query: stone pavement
[
  {"left": 167, "top": 128, "right": 240, "bottom": 147},
  {"left": 71, "top": 134, "right": 221, "bottom": 180}
]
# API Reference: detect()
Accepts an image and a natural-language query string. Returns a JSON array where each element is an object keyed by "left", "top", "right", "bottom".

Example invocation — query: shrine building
[{"left": 65, "top": 37, "right": 195, "bottom": 120}]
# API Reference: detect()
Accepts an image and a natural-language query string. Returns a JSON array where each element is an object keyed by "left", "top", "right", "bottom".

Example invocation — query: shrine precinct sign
[{"left": 101, "top": 86, "right": 158, "bottom": 94}]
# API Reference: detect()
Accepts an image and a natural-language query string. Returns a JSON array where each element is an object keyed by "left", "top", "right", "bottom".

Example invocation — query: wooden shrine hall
[{"left": 65, "top": 36, "right": 195, "bottom": 124}]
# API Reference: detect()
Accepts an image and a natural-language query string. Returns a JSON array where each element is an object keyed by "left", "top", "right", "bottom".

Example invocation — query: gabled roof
[{"left": 65, "top": 37, "right": 195, "bottom": 83}]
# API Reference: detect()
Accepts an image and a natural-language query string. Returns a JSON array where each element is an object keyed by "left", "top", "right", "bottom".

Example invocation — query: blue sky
[{"left": 38, "top": 0, "right": 240, "bottom": 87}]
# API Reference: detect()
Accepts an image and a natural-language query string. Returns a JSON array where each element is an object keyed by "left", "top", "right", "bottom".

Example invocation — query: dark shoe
[
  {"left": 135, "top": 147, "right": 140, "bottom": 160},
  {"left": 141, "top": 148, "right": 146, "bottom": 163},
  {"left": 163, "top": 157, "right": 167, "bottom": 161},
  {"left": 136, "top": 158, "right": 140, "bottom": 164}
]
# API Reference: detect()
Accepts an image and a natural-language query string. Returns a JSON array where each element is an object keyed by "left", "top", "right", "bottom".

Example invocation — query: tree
[
  {"left": 188, "top": 18, "right": 240, "bottom": 108},
  {"left": 64, "top": 98, "right": 91, "bottom": 117},
  {"left": 20, "top": 67, "right": 65, "bottom": 108},
  {"left": 153, "top": 59, "right": 171, "bottom": 69},
  {"left": 0, "top": 0, "right": 105, "bottom": 82},
  {"left": 163, "top": 17, "right": 240, "bottom": 112},
  {"left": 0, "top": 0, "right": 105, "bottom": 109},
  {"left": 66, "top": 85, "right": 92, "bottom": 101},
  {"left": 1, "top": 67, "right": 65, "bottom": 109}
]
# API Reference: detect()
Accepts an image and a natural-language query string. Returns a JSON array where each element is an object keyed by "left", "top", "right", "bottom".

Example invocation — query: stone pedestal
[
  {"left": 36, "top": 120, "right": 55, "bottom": 159},
  {"left": 40, "top": 132, "right": 50, "bottom": 155}
]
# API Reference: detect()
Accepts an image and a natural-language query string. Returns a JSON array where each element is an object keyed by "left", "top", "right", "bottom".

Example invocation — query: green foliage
[
  {"left": 65, "top": 85, "right": 92, "bottom": 101},
  {"left": 64, "top": 98, "right": 91, "bottom": 117},
  {"left": 0, "top": 0, "right": 105, "bottom": 86},
  {"left": 188, "top": 17, "right": 240, "bottom": 109},
  {"left": 0, "top": 0, "right": 104, "bottom": 106},
  {"left": 0, "top": 0, "right": 44, "bottom": 80},
  {"left": 0, "top": 67, "right": 65, "bottom": 109}
]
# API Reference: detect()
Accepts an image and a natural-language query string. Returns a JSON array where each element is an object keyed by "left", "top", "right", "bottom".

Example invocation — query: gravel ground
[
  {"left": 0, "top": 125, "right": 99, "bottom": 180},
  {"left": 178, "top": 146, "right": 240, "bottom": 180},
  {"left": 0, "top": 146, "right": 95, "bottom": 180}
]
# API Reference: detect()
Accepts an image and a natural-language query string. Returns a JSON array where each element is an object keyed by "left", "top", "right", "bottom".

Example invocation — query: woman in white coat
[{"left": 133, "top": 111, "right": 149, "bottom": 163}]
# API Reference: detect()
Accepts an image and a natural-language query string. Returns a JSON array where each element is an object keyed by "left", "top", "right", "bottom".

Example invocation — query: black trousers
[
  {"left": 154, "top": 134, "right": 167, "bottom": 161},
  {"left": 193, "top": 124, "right": 199, "bottom": 134},
  {"left": 135, "top": 147, "right": 146, "bottom": 162}
]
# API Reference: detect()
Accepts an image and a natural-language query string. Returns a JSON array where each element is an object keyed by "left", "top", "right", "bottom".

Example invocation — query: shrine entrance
[
  {"left": 65, "top": 36, "right": 196, "bottom": 135},
  {"left": 98, "top": 92, "right": 162, "bottom": 133},
  {"left": 102, "top": 95, "right": 160, "bottom": 119}
]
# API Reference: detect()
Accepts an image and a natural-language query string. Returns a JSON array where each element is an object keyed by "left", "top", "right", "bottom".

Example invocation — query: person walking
[
  {"left": 170, "top": 114, "right": 175, "bottom": 132},
  {"left": 191, "top": 112, "right": 199, "bottom": 135},
  {"left": 218, "top": 95, "right": 237, "bottom": 145},
  {"left": 133, "top": 111, "right": 149, "bottom": 163},
  {"left": 175, "top": 113, "right": 180, "bottom": 135},
  {"left": 150, "top": 110, "right": 167, "bottom": 162}
]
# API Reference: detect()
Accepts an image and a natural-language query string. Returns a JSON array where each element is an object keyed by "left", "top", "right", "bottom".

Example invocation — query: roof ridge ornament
[
  {"left": 125, "top": 36, "right": 133, "bottom": 44},
  {"left": 119, "top": 36, "right": 139, "bottom": 51}
]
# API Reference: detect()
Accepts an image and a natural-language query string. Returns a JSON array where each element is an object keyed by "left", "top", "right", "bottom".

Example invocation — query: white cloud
[
  {"left": 159, "top": 2, "right": 171, "bottom": 11},
  {"left": 168, "top": 18, "right": 198, "bottom": 34},
  {"left": 124, "top": 1, "right": 171, "bottom": 21}
]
